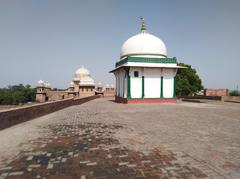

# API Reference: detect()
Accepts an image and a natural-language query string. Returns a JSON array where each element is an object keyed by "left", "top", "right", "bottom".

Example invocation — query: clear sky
[{"left": 0, "top": 0, "right": 240, "bottom": 90}]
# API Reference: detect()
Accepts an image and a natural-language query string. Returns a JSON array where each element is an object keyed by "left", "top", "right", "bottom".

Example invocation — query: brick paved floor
[{"left": 0, "top": 98, "right": 240, "bottom": 178}]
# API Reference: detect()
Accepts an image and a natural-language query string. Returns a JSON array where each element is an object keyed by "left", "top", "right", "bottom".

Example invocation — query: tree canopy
[
  {"left": 229, "top": 90, "right": 239, "bottom": 96},
  {"left": 176, "top": 63, "right": 203, "bottom": 96},
  {"left": 0, "top": 84, "right": 36, "bottom": 105}
]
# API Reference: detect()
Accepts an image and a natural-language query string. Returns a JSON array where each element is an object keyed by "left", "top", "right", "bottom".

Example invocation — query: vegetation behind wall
[
  {"left": 229, "top": 90, "right": 240, "bottom": 96},
  {"left": 0, "top": 84, "right": 36, "bottom": 105},
  {"left": 176, "top": 63, "right": 203, "bottom": 96}
]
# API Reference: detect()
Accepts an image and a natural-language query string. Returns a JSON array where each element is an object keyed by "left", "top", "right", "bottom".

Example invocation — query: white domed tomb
[{"left": 110, "top": 18, "right": 185, "bottom": 103}]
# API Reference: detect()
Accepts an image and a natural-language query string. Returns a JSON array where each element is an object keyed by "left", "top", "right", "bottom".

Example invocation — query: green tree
[
  {"left": 229, "top": 90, "right": 239, "bottom": 96},
  {"left": 0, "top": 84, "right": 36, "bottom": 105},
  {"left": 176, "top": 63, "right": 203, "bottom": 96}
]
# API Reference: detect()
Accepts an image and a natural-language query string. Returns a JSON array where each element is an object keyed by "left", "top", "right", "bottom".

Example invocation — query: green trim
[
  {"left": 127, "top": 75, "right": 131, "bottom": 99},
  {"left": 116, "top": 58, "right": 128, "bottom": 67},
  {"left": 142, "top": 76, "right": 145, "bottom": 98},
  {"left": 116, "top": 56, "right": 177, "bottom": 67},
  {"left": 173, "top": 76, "right": 176, "bottom": 98},
  {"left": 160, "top": 76, "right": 163, "bottom": 98}
]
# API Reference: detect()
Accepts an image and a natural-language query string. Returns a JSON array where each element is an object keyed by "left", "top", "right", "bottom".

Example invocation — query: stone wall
[
  {"left": 204, "top": 89, "right": 228, "bottom": 97},
  {"left": 0, "top": 95, "right": 99, "bottom": 130},
  {"left": 47, "top": 91, "right": 70, "bottom": 101},
  {"left": 180, "top": 95, "right": 222, "bottom": 100},
  {"left": 221, "top": 96, "right": 240, "bottom": 103},
  {"left": 104, "top": 89, "right": 115, "bottom": 97}
]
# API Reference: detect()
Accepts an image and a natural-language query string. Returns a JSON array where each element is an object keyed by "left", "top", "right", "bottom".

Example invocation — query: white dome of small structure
[
  {"left": 120, "top": 19, "right": 167, "bottom": 59},
  {"left": 97, "top": 82, "right": 103, "bottom": 87},
  {"left": 73, "top": 77, "right": 80, "bottom": 82},
  {"left": 69, "top": 81, "right": 74, "bottom": 87},
  {"left": 74, "top": 66, "right": 95, "bottom": 86},
  {"left": 45, "top": 82, "right": 51, "bottom": 88},
  {"left": 74, "top": 65, "right": 90, "bottom": 79},
  {"left": 37, "top": 80, "right": 45, "bottom": 87}
]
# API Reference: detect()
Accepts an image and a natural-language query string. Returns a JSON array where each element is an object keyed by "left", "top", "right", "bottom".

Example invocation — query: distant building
[
  {"left": 104, "top": 84, "right": 115, "bottom": 97},
  {"left": 70, "top": 65, "right": 95, "bottom": 98},
  {"left": 36, "top": 66, "right": 115, "bottom": 102},
  {"left": 95, "top": 83, "right": 115, "bottom": 97},
  {"left": 110, "top": 18, "right": 184, "bottom": 103},
  {"left": 36, "top": 66, "right": 95, "bottom": 102},
  {"left": 36, "top": 80, "right": 52, "bottom": 102},
  {"left": 204, "top": 89, "right": 229, "bottom": 97}
]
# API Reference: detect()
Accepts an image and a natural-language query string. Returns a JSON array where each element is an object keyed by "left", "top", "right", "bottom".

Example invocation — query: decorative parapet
[{"left": 115, "top": 56, "right": 177, "bottom": 67}]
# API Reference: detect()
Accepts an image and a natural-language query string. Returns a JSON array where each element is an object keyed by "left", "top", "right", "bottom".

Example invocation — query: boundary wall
[
  {"left": 204, "top": 89, "right": 228, "bottom": 97},
  {"left": 221, "top": 96, "right": 240, "bottom": 103},
  {"left": 0, "top": 95, "right": 99, "bottom": 130}
]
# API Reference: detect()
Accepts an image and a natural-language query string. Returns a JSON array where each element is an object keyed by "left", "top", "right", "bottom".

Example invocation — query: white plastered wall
[
  {"left": 120, "top": 69, "right": 124, "bottom": 98},
  {"left": 116, "top": 75, "right": 119, "bottom": 96},
  {"left": 114, "top": 67, "right": 177, "bottom": 99},
  {"left": 124, "top": 71, "right": 127, "bottom": 98},
  {"left": 130, "top": 67, "right": 142, "bottom": 98},
  {"left": 144, "top": 68, "right": 161, "bottom": 98},
  {"left": 114, "top": 71, "right": 119, "bottom": 96},
  {"left": 119, "top": 71, "right": 123, "bottom": 97},
  {"left": 114, "top": 69, "right": 127, "bottom": 98},
  {"left": 162, "top": 69, "right": 175, "bottom": 98}
]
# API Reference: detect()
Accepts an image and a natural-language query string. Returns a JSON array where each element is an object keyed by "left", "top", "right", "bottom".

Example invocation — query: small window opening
[{"left": 134, "top": 71, "right": 139, "bottom": 77}]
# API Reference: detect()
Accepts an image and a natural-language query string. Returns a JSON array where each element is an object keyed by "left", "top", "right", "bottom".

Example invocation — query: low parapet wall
[
  {"left": 221, "top": 96, "right": 240, "bottom": 103},
  {"left": 0, "top": 95, "right": 99, "bottom": 130},
  {"left": 179, "top": 95, "right": 222, "bottom": 100}
]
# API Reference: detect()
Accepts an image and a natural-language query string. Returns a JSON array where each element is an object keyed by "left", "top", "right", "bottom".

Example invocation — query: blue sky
[{"left": 0, "top": 0, "right": 239, "bottom": 90}]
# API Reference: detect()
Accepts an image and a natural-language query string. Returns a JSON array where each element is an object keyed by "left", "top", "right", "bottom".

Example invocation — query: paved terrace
[{"left": 0, "top": 98, "right": 239, "bottom": 179}]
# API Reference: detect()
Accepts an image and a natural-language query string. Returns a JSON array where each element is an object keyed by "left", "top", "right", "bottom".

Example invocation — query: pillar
[
  {"left": 173, "top": 76, "right": 176, "bottom": 98},
  {"left": 160, "top": 76, "right": 163, "bottom": 98},
  {"left": 127, "top": 75, "right": 131, "bottom": 99},
  {"left": 142, "top": 76, "right": 145, "bottom": 98}
]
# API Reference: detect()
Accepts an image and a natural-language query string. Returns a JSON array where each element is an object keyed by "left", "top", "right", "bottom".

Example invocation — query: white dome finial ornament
[{"left": 140, "top": 17, "right": 146, "bottom": 31}]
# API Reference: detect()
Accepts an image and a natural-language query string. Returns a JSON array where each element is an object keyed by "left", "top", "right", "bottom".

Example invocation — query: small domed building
[
  {"left": 36, "top": 80, "right": 51, "bottom": 102},
  {"left": 110, "top": 18, "right": 184, "bottom": 103},
  {"left": 36, "top": 66, "right": 96, "bottom": 102},
  {"left": 71, "top": 65, "right": 95, "bottom": 97}
]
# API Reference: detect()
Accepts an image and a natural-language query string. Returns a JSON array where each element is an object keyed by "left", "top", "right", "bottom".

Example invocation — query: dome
[
  {"left": 97, "top": 82, "right": 103, "bottom": 87},
  {"left": 120, "top": 19, "right": 167, "bottom": 59},
  {"left": 37, "top": 80, "right": 44, "bottom": 85},
  {"left": 74, "top": 65, "right": 90, "bottom": 79},
  {"left": 69, "top": 81, "right": 74, "bottom": 87},
  {"left": 45, "top": 82, "right": 51, "bottom": 88},
  {"left": 74, "top": 65, "right": 95, "bottom": 86},
  {"left": 37, "top": 80, "right": 45, "bottom": 87}
]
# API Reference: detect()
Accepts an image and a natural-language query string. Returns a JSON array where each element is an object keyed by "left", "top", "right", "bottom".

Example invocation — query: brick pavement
[
  {"left": 0, "top": 122, "right": 224, "bottom": 179},
  {"left": 0, "top": 98, "right": 239, "bottom": 178}
]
